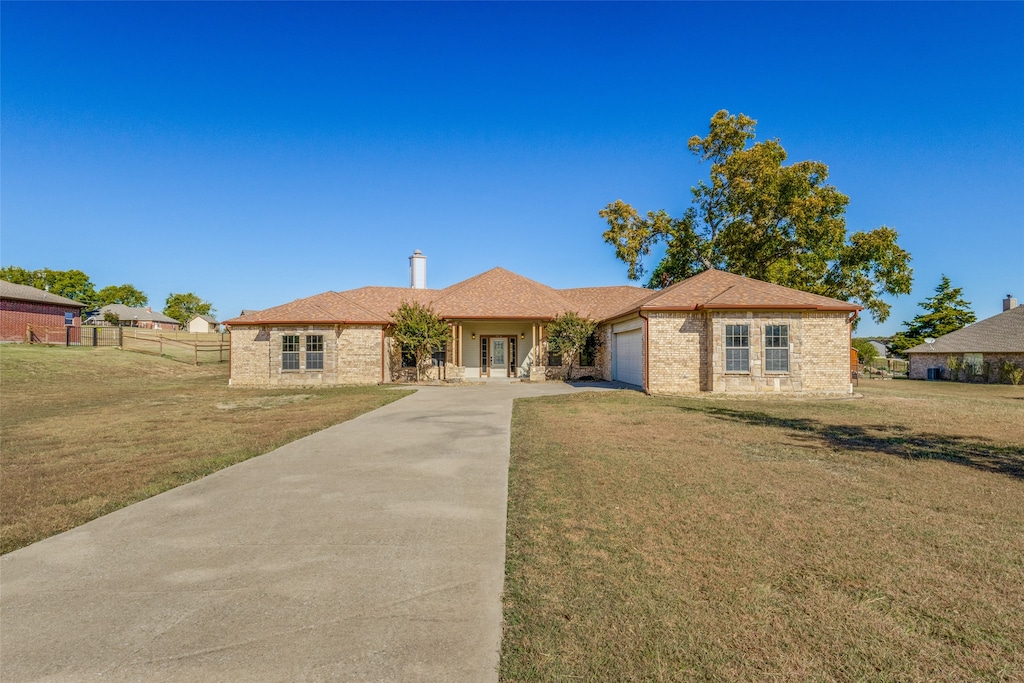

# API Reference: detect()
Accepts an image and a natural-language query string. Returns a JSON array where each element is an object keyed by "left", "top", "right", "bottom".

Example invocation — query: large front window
[
  {"left": 282, "top": 335, "right": 300, "bottom": 370},
  {"left": 725, "top": 324, "right": 749, "bottom": 372},
  {"left": 765, "top": 325, "right": 789, "bottom": 373},
  {"left": 306, "top": 335, "right": 324, "bottom": 370}
]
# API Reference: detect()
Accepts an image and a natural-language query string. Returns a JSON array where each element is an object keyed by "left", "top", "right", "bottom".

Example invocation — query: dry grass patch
[
  {"left": 1, "top": 345, "right": 410, "bottom": 554},
  {"left": 502, "top": 381, "right": 1024, "bottom": 682}
]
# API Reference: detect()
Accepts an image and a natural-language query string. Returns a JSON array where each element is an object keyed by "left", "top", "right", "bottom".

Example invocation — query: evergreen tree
[
  {"left": 889, "top": 275, "right": 976, "bottom": 355},
  {"left": 390, "top": 301, "right": 449, "bottom": 381}
]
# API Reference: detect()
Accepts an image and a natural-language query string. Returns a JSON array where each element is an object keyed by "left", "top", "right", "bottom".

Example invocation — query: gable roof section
[
  {"left": 0, "top": 281, "right": 87, "bottom": 308},
  {"left": 904, "top": 305, "right": 1024, "bottom": 354},
  {"left": 429, "top": 268, "right": 575, "bottom": 319},
  {"left": 607, "top": 269, "right": 860, "bottom": 319}
]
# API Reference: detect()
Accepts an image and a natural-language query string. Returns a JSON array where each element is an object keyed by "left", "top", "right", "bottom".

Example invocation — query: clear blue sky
[{"left": 2, "top": 2, "right": 1022, "bottom": 335}]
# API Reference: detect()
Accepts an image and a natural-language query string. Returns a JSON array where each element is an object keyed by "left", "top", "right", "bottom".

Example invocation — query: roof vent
[
  {"left": 1004, "top": 294, "right": 1018, "bottom": 311},
  {"left": 409, "top": 250, "right": 427, "bottom": 289}
]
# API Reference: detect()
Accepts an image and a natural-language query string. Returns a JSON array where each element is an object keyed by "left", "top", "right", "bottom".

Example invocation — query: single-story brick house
[
  {"left": 905, "top": 296, "right": 1024, "bottom": 381},
  {"left": 0, "top": 281, "right": 87, "bottom": 342},
  {"left": 225, "top": 257, "right": 859, "bottom": 395},
  {"left": 87, "top": 304, "right": 182, "bottom": 330}
]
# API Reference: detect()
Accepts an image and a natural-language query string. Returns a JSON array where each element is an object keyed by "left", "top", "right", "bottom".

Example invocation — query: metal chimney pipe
[{"left": 410, "top": 250, "right": 427, "bottom": 289}]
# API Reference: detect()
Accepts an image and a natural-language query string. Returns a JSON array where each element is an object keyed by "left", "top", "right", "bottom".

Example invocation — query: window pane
[
  {"left": 766, "top": 349, "right": 789, "bottom": 372},
  {"left": 282, "top": 335, "right": 300, "bottom": 352},
  {"left": 282, "top": 352, "right": 300, "bottom": 370},
  {"left": 726, "top": 348, "right": 749, "bottom": 372},
  {"left": 548, "top": 352, "right": 562, "bottom": 367},
  {"left": 306, "top": 335, "right": 324, "bottom": 352},
  {"left": 306, "top": 336, "right": 324, "bottom": 371},
  {"left": 725, "top": 324, "right": 749, "bottom": 348}
]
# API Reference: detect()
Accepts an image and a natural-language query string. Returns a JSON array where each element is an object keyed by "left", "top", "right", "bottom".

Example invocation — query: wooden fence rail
[{"left": 26, "top": 325, "right": 229, "bottom": 366}]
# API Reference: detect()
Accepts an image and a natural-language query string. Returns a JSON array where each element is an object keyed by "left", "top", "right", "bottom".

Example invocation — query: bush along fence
[{"left": 24, "top": 325, "right": 230, "bottom": 366}]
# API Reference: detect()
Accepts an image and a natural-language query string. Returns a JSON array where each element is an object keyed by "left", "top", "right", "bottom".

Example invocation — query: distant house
[
  {"left": 867, "top": 339, "right": 889, "bottom": 358},
  {"left": 905, "top": 296, "right": 1024, "bottom": 380},
  {"left": 88, "top": 304, "right": 181, "bottom": 331},
  {"left": 187, "top": 314, "right": 220, "bottom": 333},
  {"left": 0, "top": 281, "right": 87, "bottom": 342}
]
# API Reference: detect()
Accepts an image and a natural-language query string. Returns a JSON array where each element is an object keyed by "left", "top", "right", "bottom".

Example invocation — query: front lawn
[
  {"left": 1, "top": 345, "right": 410, "bottom": 554},
  {"left": 502, "top": 381, "right": 1024, "bottom": 681}
]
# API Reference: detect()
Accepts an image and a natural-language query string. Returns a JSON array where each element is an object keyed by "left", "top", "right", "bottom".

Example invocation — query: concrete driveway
[{"left": 1, "top": 382, "right": 615, "bottom": 682}]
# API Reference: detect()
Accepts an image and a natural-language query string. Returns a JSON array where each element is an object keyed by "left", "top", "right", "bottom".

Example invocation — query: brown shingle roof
[
  {"left": 559, "top": 286, "right": 651, "bottom": 320},
  {"left": 223, "top": 267, "right": 860, "bottom": 326},
  {"left": 905, "top": 305, "right": 1024, "bottom": 354},
  {"left": 0, "top": 281, "right": 87, "bottom": 308},
  {"left": 228, "top": 291, "right": 387, "bottom": 324},
  {"left": 606, "top": 269, "right": 860, "bottom": 319},
  {"left": 431, "top": 268, "right": 575, "bottom": 319}
]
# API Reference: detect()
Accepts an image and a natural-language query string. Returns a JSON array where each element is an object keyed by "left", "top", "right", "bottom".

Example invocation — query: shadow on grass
[{"left": 675, "top": 404, "right": 1024, "bottom": 480}]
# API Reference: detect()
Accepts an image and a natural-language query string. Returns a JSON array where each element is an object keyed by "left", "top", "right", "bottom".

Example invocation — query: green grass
[
  {"left": 1, "top": 345, "right": 411, "bottom": 554},
  {"left": 502, "top": 381, "right": 1024, "bottom": 682}
]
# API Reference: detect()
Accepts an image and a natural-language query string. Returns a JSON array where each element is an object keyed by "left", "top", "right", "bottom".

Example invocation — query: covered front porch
[{"left": 443, "top": 320, "right": 548, "bottom": 380}]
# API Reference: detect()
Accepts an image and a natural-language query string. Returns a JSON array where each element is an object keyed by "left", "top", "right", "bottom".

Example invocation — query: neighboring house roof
[
  {"left": 97, "top": 304, "right": 181, "bottom": 325},
  {"left": 190, "top": 314, "right": 219, "bottom": 324},
  {"left": 904, "top": 305, "right": 1024, "bottom": 354},
  {"left": 223, "top": 267, "right": 860, "bottom": 326},
  {"left": 0, "top": 281, "right": 87, "bottom": 308}
]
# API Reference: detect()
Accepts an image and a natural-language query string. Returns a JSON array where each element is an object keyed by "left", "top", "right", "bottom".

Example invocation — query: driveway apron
[{"left": 1, "top": 382, "right": 591, "bottom": 682}]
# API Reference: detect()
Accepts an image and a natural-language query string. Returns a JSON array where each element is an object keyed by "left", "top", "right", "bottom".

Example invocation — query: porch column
[{"left": 531, "top": 324, "right": 536, "bottom": 367}]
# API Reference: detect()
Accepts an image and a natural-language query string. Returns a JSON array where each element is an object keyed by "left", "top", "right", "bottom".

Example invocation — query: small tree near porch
[
  {"left": 546, "top": 312, "right": 598, "bottom": 381},
  {"left": 391, "top": 301, "right": 449, "bottom": 382}
]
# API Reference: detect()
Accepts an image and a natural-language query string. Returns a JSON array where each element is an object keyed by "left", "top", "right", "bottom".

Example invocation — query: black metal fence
[{"left": 27, "top": 325, "right": 121, "bottom": 347}]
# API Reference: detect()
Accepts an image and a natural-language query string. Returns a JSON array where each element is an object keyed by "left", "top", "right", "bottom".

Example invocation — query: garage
[{"left": 613, "top": 328, "right": 643, "bottom": 387}]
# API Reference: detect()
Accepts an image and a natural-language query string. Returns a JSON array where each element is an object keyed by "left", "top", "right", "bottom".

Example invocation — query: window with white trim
[
  {"left": 765, "top": 325, "right": 789, "bottom": 373},
  {"left": 725, "top": 324, "right": 749, "bottom": 372},
  {"left": 282, "top": 335, "right": 300, "bottom": 370},
  {"left": 306, "top": 335, "right": 324, "bottom": 370}
]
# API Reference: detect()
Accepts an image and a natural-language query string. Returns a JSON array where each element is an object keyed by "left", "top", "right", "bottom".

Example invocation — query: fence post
[
  {"left": 66, "top": 326, "right": 71, "bottom": 347},
  {"left": 93, "top": 326, "right": 98, "bottom": 346},
  {"left": 194, "top": 343, "right": 199, "bottom": 366},
  {"left": 118, "top": 326, "right": 123, "bottom": 348}
]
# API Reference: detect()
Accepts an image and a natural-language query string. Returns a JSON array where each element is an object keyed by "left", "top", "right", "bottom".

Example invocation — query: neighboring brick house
[
  {"left": 0, "top": 281, "right": 87, "bottom": 342},
  {"left": 905, "top": 296, "right": 1024, "bottom": 381},
  {"left": 89, "top": 304, "right": 182, "bottom": 330},
  {"left": 225, "top": 256, "right": 860, "bottom": 395}
]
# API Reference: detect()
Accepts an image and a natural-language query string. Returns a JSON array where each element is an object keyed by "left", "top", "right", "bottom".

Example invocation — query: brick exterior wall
[
  {"left": 646, "top": 312, "right": 708, "bottom": 394},
  {"left": 643, "top": 310, "right": 852, "bottom": 395},
  {"left": 229, "top": 324, "right": 384, "bottom": 387},
  {"left": 1, "top": 299, "right": 82, "bottom": 342},
  {"left": 909, "top": 352, "right": 1024, "bottom": 382}
]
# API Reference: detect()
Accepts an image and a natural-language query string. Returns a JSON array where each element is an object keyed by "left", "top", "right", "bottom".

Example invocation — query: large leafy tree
[
  {"left": 889, "top": 275, "right": 976, "bottom": 356},
  {"left": 600, "top": 110, "right": 913, "bottom": 323},
  {"left": 1, "top": 266, "right": 98, "bottom": 306},
  {"left": 390, "top": 300, "right": 450, "bottom": 381},
  {"left": 545, "top": 311, "right": 598, "bottom": 381},
  {"left": 163, "top": 292, "right": 215, "bottom": 326},
  {"left": 97, "top": 284, "right": 148, "bottom": 308}
]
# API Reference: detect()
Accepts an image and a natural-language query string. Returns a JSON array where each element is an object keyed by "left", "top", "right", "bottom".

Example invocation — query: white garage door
[{"left": 613, "top": 329, "right": 643, "bottom": 387}]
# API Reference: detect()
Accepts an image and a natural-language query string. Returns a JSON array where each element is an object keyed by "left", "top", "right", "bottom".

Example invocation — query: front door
[{"left": 490, "top": 338, "right": 508, "bottom": 378}]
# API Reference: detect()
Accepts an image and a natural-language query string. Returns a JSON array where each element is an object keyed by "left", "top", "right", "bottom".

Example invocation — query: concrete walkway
[{"left": 1, "top": 382, "right": 612, "bottom": 682}]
